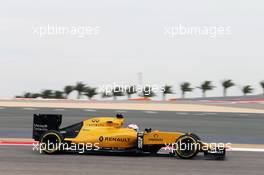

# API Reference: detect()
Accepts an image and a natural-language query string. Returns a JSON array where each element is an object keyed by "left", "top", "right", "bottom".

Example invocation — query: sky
[{"left": 0, "top": 0, "right": 263, "bottom": 99}]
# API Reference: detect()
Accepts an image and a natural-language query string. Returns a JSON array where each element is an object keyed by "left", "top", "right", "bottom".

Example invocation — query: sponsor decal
[
  {"left": 148, "top": 134, "right": 163, "bottom": 141},
  {"left": 92, "top": 119, "right": 100, "bottom": 123},
  {"left": 88, "top": 119, "right": 104, "bottom": 126},
  {"left": 98, "top": 136, "right": 130, "bottom": 142},
  {"left": 88, "top": 123, "right": 104, "bottom": 127},
  {"left": 33, "top": 124, "right": 47, "bottom": 131}
]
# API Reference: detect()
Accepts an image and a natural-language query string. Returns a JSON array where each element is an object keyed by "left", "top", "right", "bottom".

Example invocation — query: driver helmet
[{"left": 128, "top": 124, "right": 139, "bottom": 132}]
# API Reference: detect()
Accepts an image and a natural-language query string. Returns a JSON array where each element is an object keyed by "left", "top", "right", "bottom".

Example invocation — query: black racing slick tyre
[
  {"left": 40, "top": 130, "right": 63, "bottom": 154},
  {"left": 174, "top": 135, "right": 199, "bottom": 159}
]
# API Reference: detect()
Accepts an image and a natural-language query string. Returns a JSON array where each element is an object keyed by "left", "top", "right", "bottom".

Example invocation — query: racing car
[{"left": 32, "top": 113, "right": 226, "bottom": 159}]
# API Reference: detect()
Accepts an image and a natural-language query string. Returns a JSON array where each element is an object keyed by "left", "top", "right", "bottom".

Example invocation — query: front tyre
[
  {"left": 40, "top": 130, "right": 63, "bottom": 154},
  {"left": 189, "top": 133, "right": 201, "bottom": 141},
  {"left": 174, "top": 135, "right": 199, "bottom": 159}
]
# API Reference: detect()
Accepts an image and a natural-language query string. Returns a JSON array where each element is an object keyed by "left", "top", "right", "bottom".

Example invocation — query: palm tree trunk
[
  {"left": 223, "top": 88, "right": 227, "bottom": 97},
  {"left": 202, "top": 91, "right": 206, "bottom": 98},
  {"left": 163, "top": 94, "right": 166, "bottom": 101},
  {"left": 182, "top": 91, "right": 185, "bottom": 99}
]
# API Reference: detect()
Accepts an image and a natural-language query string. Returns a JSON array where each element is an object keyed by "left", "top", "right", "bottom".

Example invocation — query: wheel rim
[
  {"left": 175, "top": 136, "right": 198, "bottom": 158},
  {"left": 40, "top": 133, "right": 61, "bottom": 153}
]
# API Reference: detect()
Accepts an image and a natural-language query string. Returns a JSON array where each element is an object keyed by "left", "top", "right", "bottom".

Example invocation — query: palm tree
[
  {"left": 75, "top": 82, "right": 86, "bottom": 99},
  {"left": 84, "top": 87, "right": 98, "bottom": 100},
  {"left": 242, "top": 85, "right": 253, "bottom": 96},
  {"left": 260, "top": 81, "right": 264, "bottom": 95},
  {"left": 112, "top": 87, "right": 124, "bottom": 100},
  {"left": 222, "top": 79, "right": 235, "bottom": 97},
  {"left": 23, "top": 92, "right": 33, "bottom": 98},
  {"left": 31, "top": 93, "right": 41, "bottom": 98},
  {"left": 101, "top": 91, "right": 112, "bottom": 99},
  {"left": 180, "top": 82, "right": 193, "bottom": 98},
  {"left": 64, "top": 85, "right": 74, "bottom": 98},
  {"left": 16, "top": 92, "right": 40, "bottom": 98},
  {"left": 197, "top": 81, "right": 215, "bottom": 98},
  {"left": 125, "top": 85, "right": 137, "bottom": 99},
  {"left": 41, "top": 90, "right": 53, "bottom": 98},
  {"left": 53, "top": 91, "right": 64, "bottom": 99},
  {"left": 140, "top": 86, "right": 155, "bottom": 98},
  {"left": 162, "top": 85, "right": 173, "bottom": 100}
]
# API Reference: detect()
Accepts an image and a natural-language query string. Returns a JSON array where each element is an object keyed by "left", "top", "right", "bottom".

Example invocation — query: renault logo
[{"left": 99, "top": 136, "right": 104, "bottom": 142}]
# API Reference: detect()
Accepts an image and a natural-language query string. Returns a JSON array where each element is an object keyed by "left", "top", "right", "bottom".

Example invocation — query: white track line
[
  {"left": 237, "top": 113, "right": 249, "bottom": 116},
  {"left": 145, "top": 111, "right": 157, "bottom": 114},
  {"left": 176, "top": 112, "right": 188, "bottom": 115},
  {"left": 204, "top": 113, "right": 218, "bottom": 115},
  {"left": 53, "top": 109, "right": 65, "bottom": 111},
  {"left": 116, "top": 110, "right": 127, "bottom": 113},
  {"left": 192, "top": 113, "right": 217, "bottom": 116},
  {"left": 193, "top": 113, "right": 205, "bottom": 116},
  {"left": 228, "top": 148, "right": 264, "bottom": 152},
  {"left": 23, "top": 108, "right": 38, "bottom": 110},
  {"left": 83, "top": 109, "right": 97, "bottom": 112}
]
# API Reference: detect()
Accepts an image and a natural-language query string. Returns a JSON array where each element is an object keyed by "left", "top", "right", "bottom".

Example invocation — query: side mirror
[
  {"left": 145, "top": 128, "right": 152, "bottom": 133},
  {"left": 116, "top": 113, "right": 123, "bottom": 119}
]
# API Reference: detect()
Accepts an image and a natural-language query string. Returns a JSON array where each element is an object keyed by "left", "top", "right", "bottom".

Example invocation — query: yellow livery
[{"left": 33, "top": 113, "right": 226, "bottom": 159}]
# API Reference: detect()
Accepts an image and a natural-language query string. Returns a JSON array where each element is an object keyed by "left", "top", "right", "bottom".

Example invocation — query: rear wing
[{"left": 33, "top": 114, "right": 62, "bottom": 141}]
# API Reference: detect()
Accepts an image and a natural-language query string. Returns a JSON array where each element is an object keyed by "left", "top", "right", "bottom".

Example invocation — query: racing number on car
[{"left": 138, "top": 137, "right": 143, "bottom": 149}]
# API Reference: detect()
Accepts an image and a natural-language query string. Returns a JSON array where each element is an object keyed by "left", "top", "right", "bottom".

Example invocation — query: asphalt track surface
[
  {"left": 0, "top": 107, "right": 264, "bottom": 143},
  {"left": 1, "top": 107, "right": 264, "bottom": 175},
  {"left": 0, "top": 145, "right": 264, "bottom": 175}
]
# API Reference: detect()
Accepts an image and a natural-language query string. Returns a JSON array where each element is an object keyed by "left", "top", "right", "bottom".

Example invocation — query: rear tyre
[
  {"left": 174, "top": 135, "right": 199, "bottom": 159},
  {"left": 40, "top": 130, "right": 63, "bottom": 154}
]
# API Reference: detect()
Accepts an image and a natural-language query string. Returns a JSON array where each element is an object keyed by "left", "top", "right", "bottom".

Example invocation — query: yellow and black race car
[{"left": 32, "top": 113, "right": 226, "bottom": 159}]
